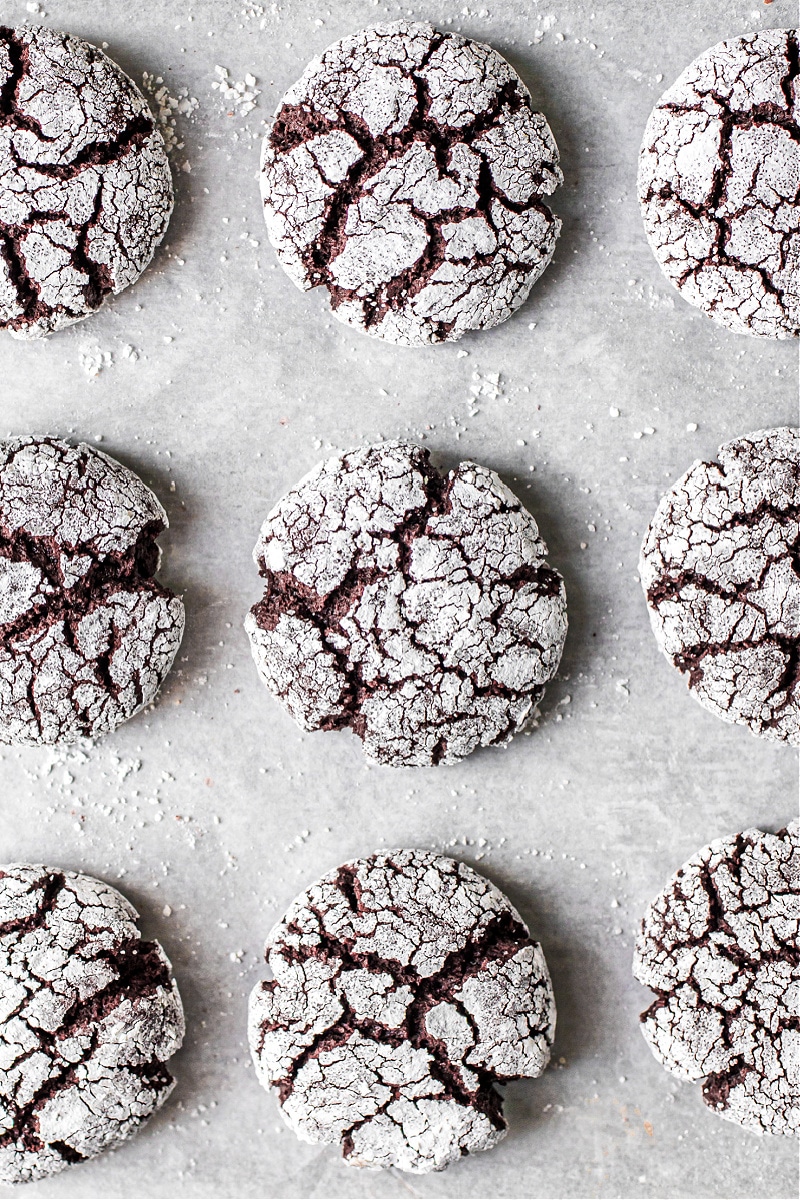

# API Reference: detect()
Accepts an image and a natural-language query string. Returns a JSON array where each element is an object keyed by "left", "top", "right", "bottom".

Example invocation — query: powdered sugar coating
[
  {"left": 640, "top": 427, "right": 800, "bottom": 743},
  {"left": 245, "top": 441, "right": 567, "bottom": 767},
  {"left": 638, "top": 29, "right": 799, "bottom": 339},
  {"left": 249, "top": 849, "right": 556, "bottom": 1173},
  {"left": 0, "top": 437, "right": 184, "bottom": 744},
  {"left": 261, "top": 21, "right": 562, "bottom": 345},
  {"left": 0, "top": 863, "right": 184, "bottom": 1184},
  {"left": 634, "top": 823, "right": 799, "bottom": 1136},
  {"left": 0, "top": 25, "right": 173, "bottom": 339}
]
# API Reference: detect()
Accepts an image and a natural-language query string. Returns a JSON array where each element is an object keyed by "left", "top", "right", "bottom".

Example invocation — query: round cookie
[
  {"left": 249, "top": 848, "right": 556, "bottom": 1173},
  {"left": 0, "top": 25, "right": 173, "bottom": 338},
  {"left": 0, "top": 863, "right": 185, "bottom": 1184},
  {"left": 638, "top": 29, "right": 799, "bottom": 339},
  {"left": 245, "top": 441, "right": 567, "bottom": 767},
  {"left": 640, "top": 427, "right": 800, "bottom": 743},
  {"left": 261, "top": 20, "right": 562, "bottom": 345},
  {"left": 633, "top": 823, "right": 800, "bottom": 1137},
  {"left": 0, "top": 437, "right": 184, "bottom": 744}
]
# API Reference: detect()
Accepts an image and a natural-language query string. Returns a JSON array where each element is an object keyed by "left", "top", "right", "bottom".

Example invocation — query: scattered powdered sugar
[
  {"left": 241, "top": 4, "right": 265, "bottom": 15},
  {"left": 625, "top": 279, "right": 676, "bottom": 310},
  {"left": 212, "top": 66, "right": 260, "bottom": 115},
  {"left": 469, "top": 370, "right": 503, "bottom": 405},
  {"left": 241, "top": 3, "right": 269, "bottom": 26},
  {"left": 530, "top": 13, "right": 558, "bottom": 43},
  {"left": 78, "top": 343, "right": 113, "bottom": 378},
  {"left": 24, "top": 740, "right": 193, "bottom": 846},
  {"left": 142, "top": 72, "right": 199, "bottom": 155},
  {"left": 33, "top": 744, "right": 154, "bottom": 829}
]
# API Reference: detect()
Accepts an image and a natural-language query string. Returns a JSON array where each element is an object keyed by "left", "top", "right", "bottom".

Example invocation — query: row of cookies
[
  {"left": 1, "top": 23, "right": 796, "bottom": 344},
  {"left": 0, "top": 432, "right": 797, "bottom": 761},
  {"left": 1, "top": 824, "right": 796, "bottom": 1185}
]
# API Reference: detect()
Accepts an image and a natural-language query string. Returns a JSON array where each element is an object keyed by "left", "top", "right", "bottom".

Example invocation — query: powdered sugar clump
[{"left": 212, "top": 65, "right": 260, "bottom": 115}]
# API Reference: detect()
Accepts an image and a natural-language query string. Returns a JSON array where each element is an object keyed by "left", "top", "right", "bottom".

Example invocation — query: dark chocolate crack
[
  {"left": 249, "top": 850, "right": 556, "bottom": 1173},
  {"left": 0, "top": 521, "right": 165, "bottom": 638},
  {"left": 0, "top": 869, "right": 65, "bottom": 937},
  {"left": 272, "top": 903, "right": 538, "bottom": 1136},
  {"left": 278, "top": 76, "right": 553, "bottom": 331}
]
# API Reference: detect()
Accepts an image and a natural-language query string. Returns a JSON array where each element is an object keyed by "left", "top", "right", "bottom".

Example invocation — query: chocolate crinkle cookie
[
  {"left": 0, "top": 864, "right": 185, "bottom": 1184},
  {"left": 0, "top": 437, "right": 184, "bottom": 744},
  {"left": 640, "top": 427, "right": 800, "bottom": 743},
  {"left": 245, "top": 441, "right": 567, "bottom": 767},
  {"left": 0, "top": 25, "right": 173, "bottom": 338},
  {"left": 249, "top": 849, "right": 556, "bottom": 1173},
  {"left": 261, "top": 21, "right": 562, "bottom": 344},
  {"left": 639, "top": 29, "right": 799, "bottom": 339},
  {"left": 634, "top": 823, "right": 800, "bottom": 1137}
]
